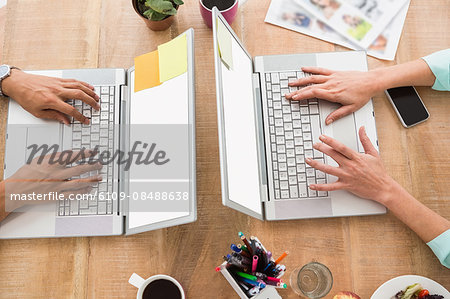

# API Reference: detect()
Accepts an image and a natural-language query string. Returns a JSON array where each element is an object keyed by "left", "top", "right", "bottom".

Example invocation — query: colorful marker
[
  {"left": 276, "top": 270, "right": 285, "bottom": 278},
  {"left": 231, "top": 244, "right": 251, "bottom": 258},
  {"left": 272, "top": 264, "right": 286, "bottom": 276},
  {"left": 252, "top": 255, "right": 259, "bottom": 273},
  {"left": 239, "top": 244, "right": 249, "bottom": 252},
  {"left": 275, "top": 264, "right": 286, "bottom": 272},
  {"left": 232, "top": 244, "right": 251, "bottom": 258},
  {"left": 276, "top": 282, "right": 287, "bottom": 289},
  {"left": 219, "top": 233, "right": 289, "bottom": 294},
  {"left": 274, "top": 251, "right": 289, "bottom": 265},
  {"left": 267, "top": 276, "right": 281, "bottom": 283},
  {"left": 235, "top": 271, "right": 257, "bottom": 281},
  {"left": 265, "top": 279, "right": 280, "bottom": 286},
  {"left": 241, "top": 235, "right": 254, "bottom": 255},
  {"left": 257, "top": 279, "right": 266, "bottom": 286},
  {"left": 231, "top": 244, "right": 240, "bottom": 253},
  {"left": 263, "top": 261, "right": 275, "bottom": 273},
  {"left": 237, "top": 277, "right": 266, "bottom": 288}
]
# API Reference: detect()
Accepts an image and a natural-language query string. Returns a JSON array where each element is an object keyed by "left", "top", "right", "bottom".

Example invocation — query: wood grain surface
[{"left": 0, "top": 0, "right": 449, "bottom": 298}]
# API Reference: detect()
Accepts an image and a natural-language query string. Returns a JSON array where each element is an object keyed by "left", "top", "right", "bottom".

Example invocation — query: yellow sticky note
[
  {"left": 134, "top": 50, "right": 161, "bottom": 93},
  {"left": 217, "top": 18, "right": 233, "bottom": 70},
  {"left": 158, "top": 34, "right": 188, "bottom": 83}
]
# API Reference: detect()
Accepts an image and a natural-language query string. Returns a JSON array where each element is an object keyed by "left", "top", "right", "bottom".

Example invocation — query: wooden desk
[{"left": 0, "top": 0, "right": 448, "bottom": 298}]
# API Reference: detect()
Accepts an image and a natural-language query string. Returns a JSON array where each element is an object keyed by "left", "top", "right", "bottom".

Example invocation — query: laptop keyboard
[
  {"left": 57, "top": 85, "right": 115, "bottom": 216},
  {"left": 265, "top": 71, "right": 328, "bottom": 200}
]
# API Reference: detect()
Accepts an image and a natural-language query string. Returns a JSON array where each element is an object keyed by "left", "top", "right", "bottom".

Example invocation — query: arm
[
  {"left": 381, "top": 183, "right": 450, "bottom": 243},
  {"left": 0, "top": 180, "right": 22, "bottom": 222},
  {"left": 1, "top": 68, "right": 100, "bottom": 124},
  {"left": 1, "top": 150, "right": 102, "bottom": 223},
  {"left": 370, "top": 59, "right": 436, "bottom": 91},
  {"left": 285, "top": 58, "right": 437, "bottom": 125},
  {"left": 306, "top": 127, "right": 450, "bottom": 243}
]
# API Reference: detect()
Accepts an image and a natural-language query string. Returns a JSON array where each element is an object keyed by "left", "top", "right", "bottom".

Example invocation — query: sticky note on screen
[
  {"left": 158, "top": 34, "right": 188, "bottom": 83},
  {"left": 134, "top": 50, "right": 161, "bottom": 92},
  {"left": 216, "top": 18, "right": 233, "bottom": 70}
]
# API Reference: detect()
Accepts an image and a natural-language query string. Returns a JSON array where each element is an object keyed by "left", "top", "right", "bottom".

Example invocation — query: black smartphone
[{"left": 385, "top": 86, "right": 430, "bottom": 128}]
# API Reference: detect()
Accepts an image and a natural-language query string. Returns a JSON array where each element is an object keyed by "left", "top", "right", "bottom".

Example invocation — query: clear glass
[{"left": 290, "top": 262, "right": 333, "bottom": 298}]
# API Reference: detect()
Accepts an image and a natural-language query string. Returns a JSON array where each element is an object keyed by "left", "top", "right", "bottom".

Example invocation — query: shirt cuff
[
  {"left": 427, "top": 229, "right": 450, "bottom": 268},
  {"left": 422, "top": 49, "right": 450, "bottom": 91}
]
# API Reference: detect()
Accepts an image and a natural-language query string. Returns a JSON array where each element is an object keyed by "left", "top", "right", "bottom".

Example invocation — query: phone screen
[{"left": 386, "top": 87, "right": 429, "bottom": 127}]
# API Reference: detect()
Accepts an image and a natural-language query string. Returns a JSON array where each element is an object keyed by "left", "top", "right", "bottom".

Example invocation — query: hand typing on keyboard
[
  {"left": 2, "top": 69, "right": 100, "bottom": 125},
  {"left": 1, "top": 149, "right": 102, "bottom": 220},
  {"left": 285, "top": 66, "right": 377, "bottom": 125},
  {"left": 305, "top": 126, "right": 393, "bottom": 200}
]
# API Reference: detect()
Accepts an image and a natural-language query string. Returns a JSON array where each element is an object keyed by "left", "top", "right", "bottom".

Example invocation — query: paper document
[
  {"left": 294, "top": 0, "right": 409, "bottom": 49},
  {"left": 134, "top": 50, "right": 161, "bottom": 92},
  {"left": 217, "top": 18, "right": 234, "bottom": 69},
  {"left": 158, "top": 34, "right": 188, "bottom": 82},
  {"left": 265, "top": 0, "right": 410, "bottom": 60}
]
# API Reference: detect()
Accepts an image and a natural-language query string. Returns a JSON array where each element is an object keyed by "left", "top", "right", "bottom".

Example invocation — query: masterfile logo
[
  {"left": 3, "top": 123, "right": 192, "bottom": 213},
  {"left": 26, "top": 141, "right": 170, "bottom": 171}
]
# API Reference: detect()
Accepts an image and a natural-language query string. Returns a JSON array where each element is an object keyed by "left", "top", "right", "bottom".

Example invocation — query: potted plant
[{"left": 132, "top": 0, "right": 184, "bottom": 31}]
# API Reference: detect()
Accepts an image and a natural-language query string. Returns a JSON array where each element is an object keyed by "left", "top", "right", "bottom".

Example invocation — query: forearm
[
  {"left": 1, "top": 68, "right": 21, "bottom": 98},
  {"left": 370, "top": 59, "right": 436, "bottom": 93},
  {"left": 379, "top": 182, "right": 450, "bottom": 243}
]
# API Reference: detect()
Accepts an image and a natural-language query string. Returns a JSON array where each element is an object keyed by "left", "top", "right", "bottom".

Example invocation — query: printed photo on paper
[
  {"left": 265, "top": 0, "right": 410, "bottom": 60},
  {"left": 294, "top": 0, "right": 409, "bottom": 49}
]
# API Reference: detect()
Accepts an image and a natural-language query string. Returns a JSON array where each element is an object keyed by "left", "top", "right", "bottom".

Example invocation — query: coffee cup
[
  {"left": 128, "top": 273, "right": 185, "bottom": 299},
  {"left": 199, "top": 0, "right": 239, "bottom": 28}
]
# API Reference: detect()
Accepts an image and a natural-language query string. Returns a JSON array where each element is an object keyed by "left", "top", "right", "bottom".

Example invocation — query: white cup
[{"left": 128, "top": 273, "right": 185, "bottom": 299}]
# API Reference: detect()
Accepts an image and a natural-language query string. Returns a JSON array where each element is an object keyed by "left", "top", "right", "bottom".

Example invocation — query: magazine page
[
  {"left": 265, "top": 0, "right": 410, "bottom": 60},
  {"left": 294, "top": 0, "right": 408, "bottom": 49}
]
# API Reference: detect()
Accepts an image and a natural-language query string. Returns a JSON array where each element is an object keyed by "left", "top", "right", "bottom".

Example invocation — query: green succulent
[{"left": 139, "top": 0, "right": 184, "bottom": 21}]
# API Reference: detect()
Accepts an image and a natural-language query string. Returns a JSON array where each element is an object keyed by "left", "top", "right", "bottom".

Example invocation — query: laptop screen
[{"left": 215, "top": 14, "right": 263, "bottom": 216}]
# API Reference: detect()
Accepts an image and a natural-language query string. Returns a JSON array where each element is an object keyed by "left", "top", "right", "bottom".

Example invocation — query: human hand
[
  {"left": 305, "top": 126, "right": 398, "bottom": 203},
  {"left": 286, "top": 67, "right": 380, "bottom": 125},
  {"left": 2, "top": 69, "right": 100, "bottom": 125},
  {"left": 4, "top": 149, "right": 102, "bottom": 212}
]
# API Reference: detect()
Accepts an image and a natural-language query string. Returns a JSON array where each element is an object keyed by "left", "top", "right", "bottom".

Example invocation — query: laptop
[
  {"left": 212, "top": 8, "right": 386, "bottom": 220},
  {"left": 0, "top": 29, "right": 196, "bottom": 238}
]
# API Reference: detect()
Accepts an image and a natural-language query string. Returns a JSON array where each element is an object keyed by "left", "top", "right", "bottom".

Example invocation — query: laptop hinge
[
  {"left": 118, "top": 78, "right": 129, "bottom": 218},
  {"left": 252, "top": 73, "right": 269, "bottom": 204},
  {"left": 253, "top": 56, "right": 265, "bottom": 74},
  {"left": 120, "top": 85, "right": 128, "bottom": 105}
]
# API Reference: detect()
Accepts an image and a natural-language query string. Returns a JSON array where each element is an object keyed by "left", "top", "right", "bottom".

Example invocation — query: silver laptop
[
  {"left": 212, "top": 8, "right": 386, "bottom": 220},
  {"left": 1, "top": 29, "right": 196, "bottom": 238}
]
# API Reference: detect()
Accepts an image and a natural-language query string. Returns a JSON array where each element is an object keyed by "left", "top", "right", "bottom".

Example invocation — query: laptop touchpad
[{"left": 331, "top": 115, "right": 358, "bottom": 152}]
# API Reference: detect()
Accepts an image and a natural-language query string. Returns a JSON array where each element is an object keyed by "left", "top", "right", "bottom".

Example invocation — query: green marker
[
  {"left": 240, "top": 244, "right": 249, "bottom": 252},
  {"left": 235, "top": 271, "right": 257, "bottom": 281},
  {"left": 276, "top": 283, "right": 287, "bottom": 289}
]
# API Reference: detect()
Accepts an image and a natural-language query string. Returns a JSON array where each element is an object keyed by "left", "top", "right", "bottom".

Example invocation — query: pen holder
[{"left": 218, "top": 262, "right": 282, "bottom": 299}]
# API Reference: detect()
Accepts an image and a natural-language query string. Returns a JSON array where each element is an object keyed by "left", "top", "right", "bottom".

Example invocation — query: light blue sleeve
[
  {"left": 427, "top": 229, "right": 450, "bottom": 268},
  {"left": 422, "top": 49, "right": 450, "bottom": 91}
]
